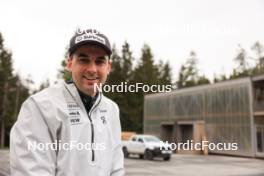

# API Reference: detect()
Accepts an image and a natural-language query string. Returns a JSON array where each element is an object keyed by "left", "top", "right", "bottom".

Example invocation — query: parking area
[
  {"left": 0, "top": 150, "right": 9, "bottom": 176},
  {"left": 125, "top": 154, "right": 264, "bottom": 176},
  {"left": 1, "top": 150, "right": 264, "bottom": 176}
]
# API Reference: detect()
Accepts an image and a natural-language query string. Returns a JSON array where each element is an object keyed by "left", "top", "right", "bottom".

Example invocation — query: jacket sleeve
[
  {"left": 110, "top": 104, "right": 125, "bottom": 176},
  {"left": 10, "top": 97, "right": 56, "bottom": 176}
]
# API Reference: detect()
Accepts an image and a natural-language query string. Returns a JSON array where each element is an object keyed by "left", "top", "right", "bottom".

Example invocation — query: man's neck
[{"left": 77, "top": 88, "right": 99, "bottom": 113}]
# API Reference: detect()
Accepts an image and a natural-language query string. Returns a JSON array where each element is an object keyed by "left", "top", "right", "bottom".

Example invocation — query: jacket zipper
[
  {"left": 87, "top": 114, "right": 95, "bottom": 161},
  {"left": 64, "top": 83, "right": 102, "bottom": 162},
  {"left": 87, "top": 93, "right": 101, "bottom": 162}
]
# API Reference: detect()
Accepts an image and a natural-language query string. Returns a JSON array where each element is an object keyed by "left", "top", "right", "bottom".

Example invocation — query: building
[{"left": 144, "top": 75, "right": 264, "bottom": 158}]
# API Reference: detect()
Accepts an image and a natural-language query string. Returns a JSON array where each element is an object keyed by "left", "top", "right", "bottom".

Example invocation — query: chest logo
[
  {"left": 99, "top": 109, "right": 107, "bottom": 113},
  {"left": 67, "top": 102, "right": 82, "bottom": 125},
  {"left": 100, "top": 116, "right": 107, "bottom": 124}
]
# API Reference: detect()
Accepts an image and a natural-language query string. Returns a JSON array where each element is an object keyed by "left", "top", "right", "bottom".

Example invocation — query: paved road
[
  {"left": 0, "top": 150, "right": 9, "bottom": 176},
  {"left": 125, "top": 154, "right": 264, "bottom": 176},
  {"left": 1, "top": 150, "right": 264, "bottom": 176}
]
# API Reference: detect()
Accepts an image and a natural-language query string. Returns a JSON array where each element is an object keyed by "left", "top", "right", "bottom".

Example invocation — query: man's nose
[{"left": 85, "top": 60, "right": 97, "bottom": 74}]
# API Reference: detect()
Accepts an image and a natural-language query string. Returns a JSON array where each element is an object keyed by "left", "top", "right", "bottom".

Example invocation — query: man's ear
[
  {"left": 107, "top": 60, "right": 112, "bottom": 75},
  {"left": 66, "top": 57, "right": 73, "bottom": 72}
]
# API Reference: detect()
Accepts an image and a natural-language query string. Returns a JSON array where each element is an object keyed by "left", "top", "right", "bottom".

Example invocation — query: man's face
[{"left": 66, "top": 45, "right": 112, "bottom": 96}]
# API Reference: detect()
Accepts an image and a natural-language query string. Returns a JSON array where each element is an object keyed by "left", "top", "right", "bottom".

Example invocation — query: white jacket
[{"left": 10, "top": 81, "right": 125, "bottom": 176}]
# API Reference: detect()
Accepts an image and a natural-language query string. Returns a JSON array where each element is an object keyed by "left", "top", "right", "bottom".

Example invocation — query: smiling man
[
  {"left": 10, "top": 28, "right": 125, "bottom": 176},
  {"left": 67, "top": 45, "right": 110, "bottom": 96}
]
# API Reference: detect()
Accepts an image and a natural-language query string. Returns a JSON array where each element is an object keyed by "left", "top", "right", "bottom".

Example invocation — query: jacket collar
[{"left": 63, "top": 81, "right": 103, "bottom": 114}]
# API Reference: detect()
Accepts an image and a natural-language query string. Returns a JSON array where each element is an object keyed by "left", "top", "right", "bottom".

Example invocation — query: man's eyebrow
[
  {"left": 96, "top": 56, "right": 107, "bottom": 60},
  {"left": 97, "top": 55, "right": 109, "bottom": 60},
  {"left": 78, "top": 53, "right": 88, "bottom": 57}
]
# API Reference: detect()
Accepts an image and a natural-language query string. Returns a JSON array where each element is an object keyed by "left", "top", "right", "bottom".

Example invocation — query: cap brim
[{"left": 69, "top": 40, "right": 112, "bottom": 56}]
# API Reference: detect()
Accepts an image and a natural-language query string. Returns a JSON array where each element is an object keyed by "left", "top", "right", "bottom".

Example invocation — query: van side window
[
  {"left": 138, "top": 138, "right": 144, "bottom": 143},
  {"left": 132, "top": 137, "right": 137, "bottom": 141}
]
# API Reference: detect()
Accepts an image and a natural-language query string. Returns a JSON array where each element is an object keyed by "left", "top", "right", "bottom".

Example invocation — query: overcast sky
[{"left": 0, "top": 0, "right": 263, "bottom": 87}]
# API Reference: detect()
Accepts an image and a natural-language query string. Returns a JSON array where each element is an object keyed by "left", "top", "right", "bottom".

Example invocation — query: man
[{"left": 10, "top": 28, "right": 125, "bottom": 176}]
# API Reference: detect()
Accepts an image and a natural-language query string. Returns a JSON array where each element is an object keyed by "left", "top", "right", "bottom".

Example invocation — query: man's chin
[
  {"left": 80, "top": 85, "right": 97, "bottom": 96},
  {"left": 82, "top": 82, "right": 103, "bottom": 94}
]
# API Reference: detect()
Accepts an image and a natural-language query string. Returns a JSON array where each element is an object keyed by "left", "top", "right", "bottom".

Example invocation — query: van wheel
[
  {"left": 144, "top": 150, "right": 153, "bottom": 160},
  {"left": 122, "top": 147, "right": 129, "bottom": 158},
  {"left": 139, "top": 154, "right": 144, "bottom": 159},
  {"left": 163, "top": 156, "right": 171, "bottom": 161}
]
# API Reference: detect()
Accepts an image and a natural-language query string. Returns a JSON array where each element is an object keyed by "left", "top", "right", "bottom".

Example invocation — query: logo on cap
[
  {"left": 74, "top": 28, "right": 106, "bottom": 45},
  {"left": 69, "top": 27, "right": 112, "bottom": 55}
]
